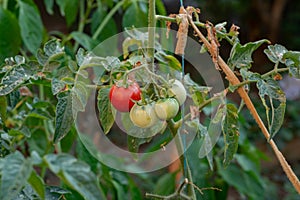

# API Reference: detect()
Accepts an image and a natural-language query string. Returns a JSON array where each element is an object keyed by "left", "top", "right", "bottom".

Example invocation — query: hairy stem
[
  {"left": 188, "top": 14, "right": 300, "bottom": 194},
  {"left": 148, "top": 0, "right": 156, "bottom": 70}
]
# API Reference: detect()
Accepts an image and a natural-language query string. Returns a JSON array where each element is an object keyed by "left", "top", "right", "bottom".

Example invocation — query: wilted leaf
[
  {"left": 223, "top": 104, "right": 239, "bottom": 167},
  {"left": 0, "top": 61, "right": 42, "bottom": 95},
  {"left": 264, "top": 44, "right": 288, "bottom": 63},
  {"left": 228, "top": 39, "right": 269, "bottom": 69},
  {"left": 283, "top": 51, "right": 300, "bottom": 79},
  {"left": 257, "top": 78, "right": 286, "bottom": 138}
]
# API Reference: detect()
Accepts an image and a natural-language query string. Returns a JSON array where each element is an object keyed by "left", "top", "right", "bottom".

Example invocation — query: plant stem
[
  {"left": 156, "top": 14, "right": 235, "bottom": 45},
  {"left": 261, "top": 67, "right": 289, "bottom": 78},
  {"left": 148, "top": 0, "right": 156, "bottom": 70},
  {"left": 167, "top": 120, "right": 197, "bottom": 199},
  {"left": 73, "top": 0, "right": 86, "bottom": 51},
  {"left": 92, "top": 0, "right": 125, "bottom": 40},
  {"left": 188, "top": 12, "right": 300, "bottom": 194},
  {"left": 156, "top": 15, "right": 205, "bottom": 28}
]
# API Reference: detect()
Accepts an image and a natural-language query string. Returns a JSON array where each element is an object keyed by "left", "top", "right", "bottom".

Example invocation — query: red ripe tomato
[{"left": 109, "top": 81, "right": 141, "bottom": 112}]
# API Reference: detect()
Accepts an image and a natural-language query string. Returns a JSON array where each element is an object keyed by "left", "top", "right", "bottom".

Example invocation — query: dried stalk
[{"left": 186, "top": 7, "right": 300, "bottom": 194}]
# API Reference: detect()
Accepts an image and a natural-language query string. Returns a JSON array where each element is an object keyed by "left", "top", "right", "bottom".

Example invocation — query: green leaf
[
  {"left": 72, "top": 80, "right": 89, "bottom": 114},
  {"left": 37, "top": 39, "right": 65, "bottom": 69},
  {"left": 112, "top": 180, "right": 126, "bottom": 200},
  {"left": 185, "top": 119, "right": 214, "bottom": 170},
  {"left": 18, "top": 0, "right": 43, "bottom": 54},
  {"left": 199, "top": 103, "right": 226, "bottom": 159},
  {"left": 155, "top": 51, "right": 182, "bottom": 71},
  {"left": 228, "top": 39, "right": 269, "bottom": 69},
  {"left": 218, "top": 161, "right": 264, "bottom": 200},
  {"left": 28, "top": 170, "right": 45, "bottom": 200},
  {"left": 28, "top": 109, "right": 53, "bottom": 120},
  {"left": 122, "top": 3, "right": 148, "bottom": 28},
  {"left": 97, "top": 87, "right": 115, "bottom": 134},
  {"left": 0, "top": 151, "right": 32, "bottom": 200},
  {"left": 128, "top": 177, "right": 142, "bottom": 200},
  {"left": 153, "top": 172, "right": 176, "bottom": 195},
  {"left": 223, "top": 104, "right": 239, "bottom": 167},
  {"left": 44, "top": 0, "right": 54, "bottom": 14},
  {"left": 56, "top": 0, "right": 79, "bottom": 26},
  {"left": 184, "top": 74, "right": 211, "bottom": 106},
  {"left": 59, "top": 126, "right": 76, "bottom": 153},
  {"left": 122, "top": 37, "right": 143, "bottom": 59},
  {"left": 0, "top": 61, "right": 42, "bottom": 95},
  {"left": 75, "top": 138, "right": 99, "bottom": 172},
  {"left": 8, "top": 126, "right": 31, "bottom": 137},
  {"left": 0, "top": 96, "right": 7, "bottom": 123},
  {"left": 43, "top": 39, "right": 65, "bottom": 58},
  {"left": 127, "top": 134, "right": 150, "bottom": 158},
  {"left": 51, "top": 78, "right": 66, "bottom": 95},
  {"left": 235, "top": 154, "right": 259, "bottom": 174},
  {"left": 155, "top": 0, "right": 167, "bottom": 16},
  {"left": 283, "top": 51, "right": 300, "bottom": 78},
  {"left": 264, "top": 44, "right": 288, "bottom": 63},
  {"left": 0, "top": 7, "right": 21, "bottom": 63},
  {"left": 44, "top": 154, "right": 106, "bottom": 200},
  {"left": 256, "top": 78, "right": 286, "bottom": 138},
  {"left": 91, "top": 7, "right": 118, "bottom": 43},
  {"left": 71, "top": 32, "right": 98, "bottom": 50},
  {"left": 54, "top": 91, "right": 74, "bottom": 143},
  {"left": 45, "top": 186, "right": 71, "bottom": 199},
  {"left": 27, "top": 129, "right": 51, "bottom": 156}
]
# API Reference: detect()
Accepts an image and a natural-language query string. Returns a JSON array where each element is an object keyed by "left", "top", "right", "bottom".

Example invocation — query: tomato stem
[{"left": 148, "top": 0, "right": 156, "bottom": 71}]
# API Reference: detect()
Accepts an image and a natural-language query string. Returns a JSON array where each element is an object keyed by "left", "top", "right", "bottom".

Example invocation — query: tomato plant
[
  {"left": 154, "top": 98, "right": 179, "bottom": 120},
  {"left": 0, "top": 0, "right": 300, "bottom": 200},
  {"left": 109, "top": 81, "right": 141, "bottom": 112}
]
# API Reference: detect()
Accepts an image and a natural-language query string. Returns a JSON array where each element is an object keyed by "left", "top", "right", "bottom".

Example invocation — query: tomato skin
[
  {"left": 109, "top": 82, "right": 141, "bottom": 112},
  {"left": 168, "top": 79, "right": 187, "bottom": 105},
  {"left": 154, "top": 98, "right": 179, "bottom": 120},
  {"left": 129, "top": 103, "right": 158, "bottom": 128}
]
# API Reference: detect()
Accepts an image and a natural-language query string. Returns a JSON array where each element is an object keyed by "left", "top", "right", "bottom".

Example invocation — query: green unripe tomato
[
  {"left": 168, "top": 79, "right": 187, "bottom": 105},
  {"left": 154, "top": 98, "right": 179, "bottom": 120},
  {"left": 129, "top": 103, "right": 158, "bottom": 128}
]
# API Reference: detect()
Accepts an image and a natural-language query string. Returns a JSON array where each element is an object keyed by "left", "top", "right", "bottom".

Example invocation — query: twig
[{"left": 187, "top": 9, "right": 300, "bottom": 194}]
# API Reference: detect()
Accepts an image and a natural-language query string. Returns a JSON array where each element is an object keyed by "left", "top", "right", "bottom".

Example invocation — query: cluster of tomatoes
[{"left": 109, "top": 79, "right": 186, "bottom": 128}]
